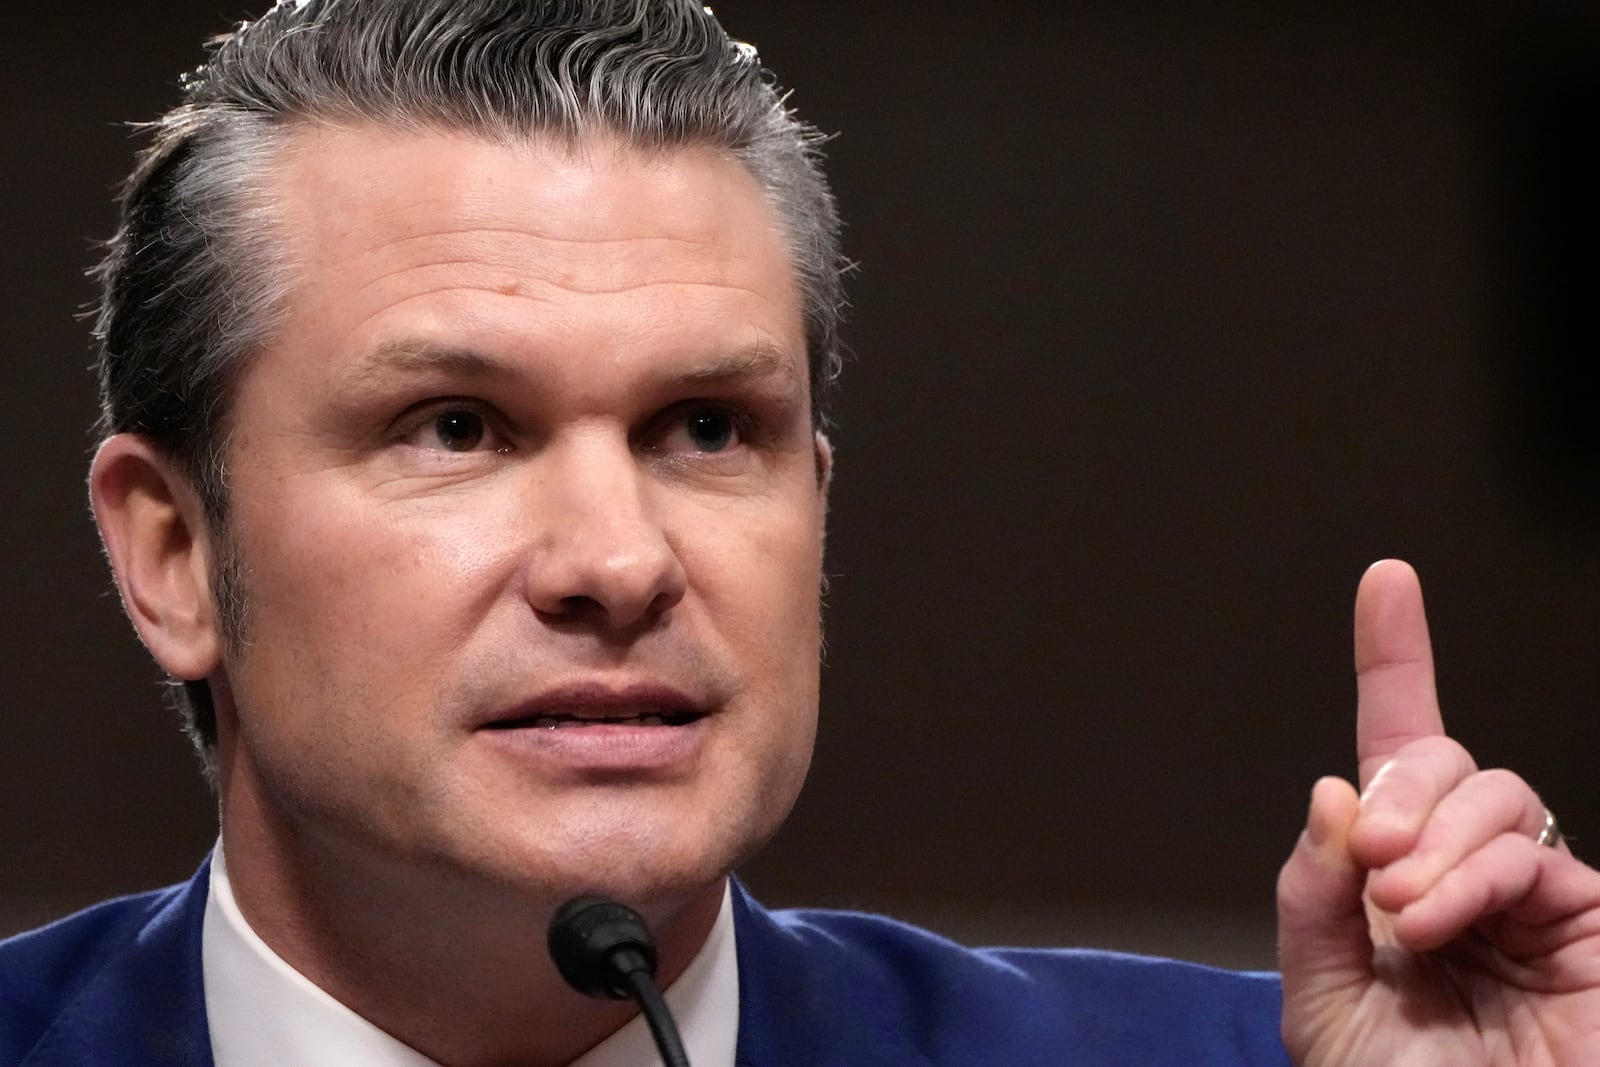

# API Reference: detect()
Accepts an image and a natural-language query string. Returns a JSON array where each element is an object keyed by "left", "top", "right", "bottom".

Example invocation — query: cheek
[
  {"left": 252, "top": 486, "right": 505, "bottom": 612},
  {"left": 689, "top": 496, "right": 823, "bottom": 647},
  {"left": 228, "top": 493, "right": 517, "bottom": 716},
  {"left": 690, "top": 500, "right": 825, "bottom": 757}
]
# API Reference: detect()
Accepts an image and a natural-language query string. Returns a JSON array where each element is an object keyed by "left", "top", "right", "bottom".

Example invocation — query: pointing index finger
[{"left": 1354, "top": 559, "right": 1445, "bottom": 790}]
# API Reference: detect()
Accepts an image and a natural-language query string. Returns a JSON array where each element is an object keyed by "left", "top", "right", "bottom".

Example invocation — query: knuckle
[
  {"left": 1383, "top": 736, "right": 1474, "bottom": 782},
  {"left": 1423, "top": 734, "right": 1477, "bottom": 773},
  {"left": 1474, "top": 766, "right": 1528, "bottom": 795}
]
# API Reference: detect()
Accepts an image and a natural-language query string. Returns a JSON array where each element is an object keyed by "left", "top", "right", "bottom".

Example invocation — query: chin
[{"left": 461, "top": 809, "right": 758, "bottom": 912}]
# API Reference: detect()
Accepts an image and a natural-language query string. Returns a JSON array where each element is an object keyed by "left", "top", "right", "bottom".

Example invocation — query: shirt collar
[{"left": 202, "top": 845, "right": 739, "bottom": 1067}]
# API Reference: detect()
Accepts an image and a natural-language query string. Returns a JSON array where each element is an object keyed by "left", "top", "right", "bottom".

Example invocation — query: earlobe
[{"left": 89, "top": 435, "right": 223, "bottom": 682}]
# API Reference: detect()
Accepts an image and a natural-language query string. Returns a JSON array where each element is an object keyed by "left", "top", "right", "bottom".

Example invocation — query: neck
[{"left": 217, "top": 812, "right": 724, "bottom": 1067}]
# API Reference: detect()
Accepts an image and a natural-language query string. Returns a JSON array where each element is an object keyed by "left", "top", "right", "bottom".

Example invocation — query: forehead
[
  {"left": 248, "top": 122, "right": 805, "bottom": 398},
  {"left": 266, "top": 122, "right": 794, "bottom": 281}
]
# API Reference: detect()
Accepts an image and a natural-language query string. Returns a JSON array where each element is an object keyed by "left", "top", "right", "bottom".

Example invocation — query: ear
[
  {"left": 89, "top": 434, "right": 223, "bottom": 682},
  {"left": 814, "top": 432, "right": 835, "bottom": 561},
  {"left": 813, "top": 431, "right": 834, "bottom": 494}
]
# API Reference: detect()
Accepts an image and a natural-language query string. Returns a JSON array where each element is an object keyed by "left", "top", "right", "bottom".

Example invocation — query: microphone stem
[{"left": 622, "top": 967, "right": 692, "bottom": 1067}]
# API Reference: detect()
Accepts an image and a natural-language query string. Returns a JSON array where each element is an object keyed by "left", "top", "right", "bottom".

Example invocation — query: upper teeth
[{"left": 530, "top": 713, "right": 670, "bottom": 729}]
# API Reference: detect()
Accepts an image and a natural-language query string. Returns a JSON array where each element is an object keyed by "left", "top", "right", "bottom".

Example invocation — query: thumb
[{"left": 1278, "top": 776, "right": 1370, "bottom": 1047}]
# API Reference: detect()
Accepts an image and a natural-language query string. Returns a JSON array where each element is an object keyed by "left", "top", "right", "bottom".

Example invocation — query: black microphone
[{"left": 547, "top": 894, "right": 693, "bottom": 1067}]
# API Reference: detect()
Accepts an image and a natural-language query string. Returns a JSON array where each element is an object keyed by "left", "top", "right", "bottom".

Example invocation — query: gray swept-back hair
[{"left": 92, "top": 0, "right": 846, "bottom": 770}]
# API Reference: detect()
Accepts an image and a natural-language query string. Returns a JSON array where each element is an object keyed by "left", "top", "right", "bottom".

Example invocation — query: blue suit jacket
[{"left": 0, "top": 861, "right": 1289, "bottom": 1065}]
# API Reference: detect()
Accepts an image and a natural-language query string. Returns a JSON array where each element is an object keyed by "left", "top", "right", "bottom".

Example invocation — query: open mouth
[{"left": 482, "top": 710, "right": 705, "bottom": 730}]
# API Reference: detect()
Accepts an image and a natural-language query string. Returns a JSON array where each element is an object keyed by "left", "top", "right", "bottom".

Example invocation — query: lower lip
[{"left": 475, "top": 718, "right": 708, "bottom": 774}]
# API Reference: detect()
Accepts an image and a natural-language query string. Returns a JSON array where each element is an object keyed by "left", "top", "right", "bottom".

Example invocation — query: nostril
[
  {"left": 523, "top": 512, "right": 687, "bottom": 627},
  {"left": 540, "top": 589, "right": 676, "bottom": 633},
  {"left": 547, "top": 594, "right": 610, "bottom": 626}
]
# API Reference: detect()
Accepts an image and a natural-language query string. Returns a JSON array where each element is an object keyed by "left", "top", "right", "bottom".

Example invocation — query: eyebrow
[
  {"left": 345, "top": 341, "right": 516, "bottom": 386},
  {"left": 672, "top": 339, "right": 804, "bottom": 397},
  {"left": 347, "top": 336, "right": 805, "bottom": 397}
]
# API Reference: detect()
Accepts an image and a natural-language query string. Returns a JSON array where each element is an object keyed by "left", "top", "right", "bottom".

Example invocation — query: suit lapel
[
  {"left": 22, "top": 861, "right": 213, "bottom": 1067},
  {"left": 730, "top": 880, "right": 930, "bottom": 1067}
]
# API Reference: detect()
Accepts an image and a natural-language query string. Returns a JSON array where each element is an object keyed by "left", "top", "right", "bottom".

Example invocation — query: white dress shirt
[{"left": 202, "top": 846, "right": 739, "bottom": 1067}]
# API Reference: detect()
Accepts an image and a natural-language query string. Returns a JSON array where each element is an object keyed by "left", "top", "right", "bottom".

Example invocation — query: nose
[{"left": 523, "top": 437, "right": 687, "bottom": 631}]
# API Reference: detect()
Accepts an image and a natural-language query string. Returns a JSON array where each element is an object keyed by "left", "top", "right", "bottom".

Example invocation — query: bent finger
[
  {"left": 1367, "top": 766, "right": 1547, "bottom": 913},
  {"left": 1392, "top": 833, "right": 1542, "bottom": 952}
]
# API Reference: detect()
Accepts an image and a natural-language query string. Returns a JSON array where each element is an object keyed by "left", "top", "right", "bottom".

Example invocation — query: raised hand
[{"left": 1277, "top": 560, "right": 1600, "bottom": 1066}]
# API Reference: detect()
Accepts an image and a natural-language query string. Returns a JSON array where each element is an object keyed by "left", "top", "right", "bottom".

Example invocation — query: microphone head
[{"left": 547, "top": 894, "right": 660, "bottom": 1000}]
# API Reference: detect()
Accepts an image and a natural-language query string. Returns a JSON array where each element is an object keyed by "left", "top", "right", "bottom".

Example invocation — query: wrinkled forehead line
[{"left": 257, "top": 112, "right": 802, "bottom": 305}]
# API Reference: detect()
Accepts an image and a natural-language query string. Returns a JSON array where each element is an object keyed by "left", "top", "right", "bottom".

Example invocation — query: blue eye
[
  {"left": 685, "top": 410, "right": 735, "bottom": 452},
  {"left": 433, "top": 410, "right": 485, "bottom": 451}
]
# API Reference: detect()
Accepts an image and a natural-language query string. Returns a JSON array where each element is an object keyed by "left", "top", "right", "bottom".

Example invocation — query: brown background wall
[{"left": 3, "top": 2, "right": 1596, "bottom": 967}]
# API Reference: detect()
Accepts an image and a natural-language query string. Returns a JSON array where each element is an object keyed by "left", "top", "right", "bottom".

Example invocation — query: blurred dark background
[{"left": 3, "top": 2, "right": 1597, "bottom": 967}]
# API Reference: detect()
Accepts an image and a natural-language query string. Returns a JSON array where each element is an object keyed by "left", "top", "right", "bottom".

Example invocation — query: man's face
[{"left": 210, "top": 126, "right": 827, "bottom": 910}]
